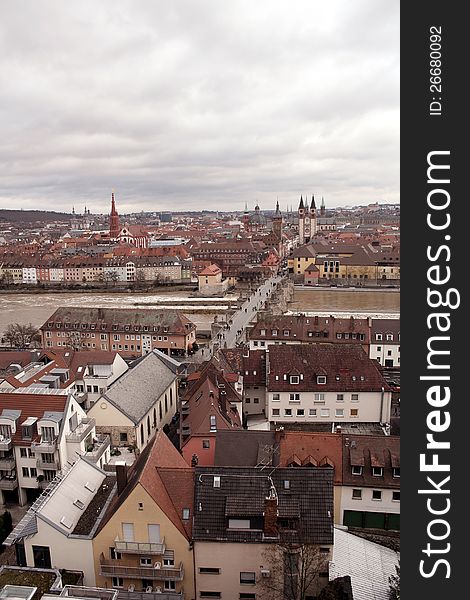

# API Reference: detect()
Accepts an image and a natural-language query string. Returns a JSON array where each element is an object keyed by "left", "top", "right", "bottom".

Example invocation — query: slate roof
[
  {"left": 214, "top": 430, "right": 278, "bottom": 467},
  {"left": 193, "top": 466, "right": 334, "bottom": 545},
  {"left": 267, "top": 344, "right": 390, "bottom": 393},
  {"left": 102, "top": 351, "right": 177, "bottom": 424}
]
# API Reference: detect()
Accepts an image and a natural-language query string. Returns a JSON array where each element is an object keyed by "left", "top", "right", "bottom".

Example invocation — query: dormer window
[
  {"left": 272, "top": 329, "right": 278, "bottom": 336},
  {"left": 393, "top": 468, "right": 400, "bottom": 478},
  {"left": 386, "top": 334, "right": 393, "bottom": 341},
  {"left": 210, "top": 415, "right": 217, "bottom": 431},
  {"left": 290, "top": 375, "right": 299, "bottom": 385},
  {"left": 317, "top": 376, "right": 326, "bottom": 385},
  {"left": 352, "top": 466, "right": 363, "bottom": 476},
  {"left": 283, "top": 330, "right": 290, "bottom": 336},
  {"left": 372, "top": 467, "right": 383, "bottom": 477},
  {"left": 260, "top": 329, "right": 266, "bottom": 336},
  {"left": 375, "top": 333, "right": 383, "bottom": 341}
]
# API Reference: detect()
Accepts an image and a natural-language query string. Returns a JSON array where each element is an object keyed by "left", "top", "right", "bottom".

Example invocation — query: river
[{"left": 0, "top": 287, "right": 400, "bottom": 336}]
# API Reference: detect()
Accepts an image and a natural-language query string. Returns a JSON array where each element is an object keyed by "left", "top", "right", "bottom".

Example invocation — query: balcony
[
  {"left": 32, "top": 438, "right": 57, "bottom": 453},
  {"left": 0, "top": 456, "right": 15, "bottom": 470},
  {"left": 114, "top": 537, "right": 166, "bottom": 555},
  {"left": 0, "top": 438, "right": 12, "bottom": 451},
  {"left": 83, "top": 436, "right": 110, "bottom": 463},
  {"left": 0, "top": 476, "right": 18, "bottom": 490},
  {"left": 100, "top": 557, "right": 184, "bottom": 582},
  {"left": 117, "top": 592, "right": 183, "bottom": 600},
  {"left": 66, "top": 418, "right": 96, "bottom": 443},
  {"left": 37, "top": 457, "right": 60, "bottom": 470}
]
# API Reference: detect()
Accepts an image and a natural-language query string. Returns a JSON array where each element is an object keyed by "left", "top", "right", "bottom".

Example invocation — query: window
[
  {"left": 272, "top": 409, "right": 280, "bottom": 417},
  {"left": 289, "top": 393, "right": 300, "bottom": 402},
  {"left": 372, "top": 467, "right": 383, "bottom": 477},
  {"left": 375, "top": 333, "right": 383, "bottom": 340},
  {"left": 335, "top": 409, "right": 344, "bottom": 418},
  {"left": 336, "top": 394, "right": 344, "bottom": 402},
  {"left": 228, "top": 519, "right": 250, "bottom": 529},
  {"left": 393, "top": 468, "right": 400, "bottom": 478},
  {"left": 290, "top": 375, "right": 299, "bottom": 384},
  {"left": 112, "top": 578, "right": 123, "bottom": 588},
  {"left": 163, "top": 550, "right": 175, "bottom": 566},
  {"left": 20, "top": 448, "right": 27, "bottom": 458},
  {"left": 119, "top": 432, "right": 128, "bottom": 443},
  {"left": 296, "top": 409, "right": 304, "bottom": 416},
  {"left": 272, "top": 393, "right": 280, "bottom": 401},
  {"left": 202, "top": 440, "right": 210, "bottom": 449},
  {"left": 240, "top": 572, "right": 256, "bottom": 585},
  {"left": 352, "top": 489, "right": 362, "bottom": 499},
  {"left": 30, "top": 467, "right": 37, "bottom": 477},
  {"left": 350, "top": 408, "right": 358, "bottom": 417},
  {"left": 309, "top": 408, "right": 317, "bottom": 416},
  {"left": 372, "top": 490, "right": 382, "bottom": 501},
  {"left": 317, "top": 376, "right": 326, "bottom": 384},
  {"left": 164, "top": 581, "right": 176, "bottom": 591},
  {"left": 239, "top": 594, "right": 256, "bottom": 600},
  {"left": 352, "top": 466, "right": 363, "bottom": 476},
  {"left": 22, "top": 467, "right": 29, "bottom": 477},
  {"left": 377, "top": 346, "right": 382, "bottom": 351},
  {"left": 182, "top": 508, "right": 190, "bottom": 520},
  {"left": 200, "top": 593, "right": 221, "bottom": 599},
  {"left": 283, "top": 330, "right": 290, "bottom": 336},
  {"left": 140, "top": 557, "right": 152, "bottom": 566},
  {"left": 392, "top": 491, "right": 401, "bottom": 501},
  {"left": 122, "top": 522, "right": 135, "bottom": 542},
  {"left": 199, "top": 568, "right": 221, "bottom": 575},
  {"left": 320, "top": 408, "right": 330, "bottom": 417},
  {"left": 210, "top": 415, "right": 217, "bottom": 431},
  {"left": 284, "top": 409, "right": 292, "bottom": 416}
]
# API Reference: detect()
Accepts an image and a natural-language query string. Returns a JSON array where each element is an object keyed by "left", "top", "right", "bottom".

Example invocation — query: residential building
[
  {"left": 92, "top": 431, "right": 194, "bottom": 600},
  {"left": 197, "top": 264, "right": 228, "bottom": 296},
  {"left": 370, "top": 319, "right": 400, "bottom": 368},
  {"left": 0, "top": 390, "right": 110, "bottom": 506},
  {"left": 266, "top": 344, "right": 392, "bottom": 425},
  {"left": 7, "top": 458, "right": 113, "bottom": 584},
  {"left": 249, "top": 315, "right": 370, "bottom": 352},
  {"left": 87, "top": 351, "right": 178, "bottom": 452},
  {"left": 40, "top": 308, "right": 197, "bottom": 357},
  {"left": 193, "top": 466, "right": 334, "bottom": 599},
  {"left": 340, "top": 434, "right": 400, "bottom": 530},
  {"left": 180, "top": 361, "right": 242, "bottom": 466}
]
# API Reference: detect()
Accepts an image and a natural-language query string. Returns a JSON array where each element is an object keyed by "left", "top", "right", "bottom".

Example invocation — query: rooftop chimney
[
  {"left": 115, "top": 461, "right": 128, "bottom": 495},
  {"left": 336, "top": 425, "right": 342, "bottom": 434},
  {"left": 263, "top": 489, "right": 279, "bottom": 538},
  {"left": 275, "top": 426, "right": 285, "bottom": 444}
]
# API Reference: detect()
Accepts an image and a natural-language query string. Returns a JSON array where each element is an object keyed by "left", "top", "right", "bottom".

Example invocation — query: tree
[
  {"left": 3, "top": 323, "right": 41, "bottom": 349},
  {"left": 259, "top": 543, "right": 329, "bottom": 600},
  {"left": 0, "top": 271, "right": 14, "bottom": 286},
  {"left": 65, "top": 331, "right": 82, "bottom": 351},
  {"left": 389, "top": 561, "right": 400, "bottom": 600}
]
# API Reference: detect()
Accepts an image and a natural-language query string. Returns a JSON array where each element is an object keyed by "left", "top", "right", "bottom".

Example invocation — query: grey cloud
[{"left": 0, "top": 0, "right": 399, "bottom": 213}]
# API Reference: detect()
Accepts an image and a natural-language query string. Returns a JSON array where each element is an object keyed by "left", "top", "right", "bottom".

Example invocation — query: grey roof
[
  {"left": 1, "top": 409, "right": 21, "bottom": 420},
  {"left": 214, "top": 430, "right": 278, "bottom": 466},
  {"left": 330, "top": 527, "right": 399, "bottom": 600},
  {"left": 104, "top": 352, "right": 177, "bottom": 424},
  {"left": 42, "top": 411, "right": 64, "bottom": 423},
  {"left": 193, "top": 466, "right": 334, "bottom": 545}
]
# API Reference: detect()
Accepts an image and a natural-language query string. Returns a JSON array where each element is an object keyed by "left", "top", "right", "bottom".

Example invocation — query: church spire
[{"left": 299, "top": 195, "right": 304, "bottom": 210}]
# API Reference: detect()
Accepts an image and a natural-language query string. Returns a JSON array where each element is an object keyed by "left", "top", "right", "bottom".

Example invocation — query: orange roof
[
  {"left": 279, "top": 432, "right": 343, "bottom": 484},
  {"left": 199, "top": 264, "right": 222, "bottom": 276}
]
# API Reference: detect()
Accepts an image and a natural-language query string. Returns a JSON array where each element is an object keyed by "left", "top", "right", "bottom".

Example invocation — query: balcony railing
[
  {"left": 0, "top": 438, "right": 12, "bottom": 451},
  {"left": 114, "top": 538, "right": 166, "bottom": 555},
  {"left": 117, "top": 592, "right": 183, "bottom": 600},
  {"left": 0, "top": 476, "right": 18, "bottom": 490},
  {"left": 32, "top": 438, "right": 57, "bottom": 453},
  {"left": 100, "top": 558, "right": 184, "bottom": 582},
  {"left": 83, "top": 436, "right": 110, "bottom": 463},
  {"left": 37, "top": 457, "right": 60, "bottom": 470},
  {"left": 0, "top": 456, "right": 15, "bottom": 470},
  {"left": 66, "top": 418, "right": 96, "bottom": 443}
]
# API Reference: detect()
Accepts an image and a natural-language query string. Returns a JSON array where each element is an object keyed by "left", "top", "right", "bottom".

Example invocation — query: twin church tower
[{"left": 298, "top": 194, "right": 325, "bottom": 244}]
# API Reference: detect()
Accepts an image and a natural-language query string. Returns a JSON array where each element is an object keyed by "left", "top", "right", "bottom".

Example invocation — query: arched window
[
  {"left": 140, "top": 423, "right": 144, "bottom": 446},
  {"left": 147, "top": 416, "right": 151, "bottom": 436},
  {"left": 153, "top": 408, "right": 157, "bottom": 427},
  {"left": 159, "top": 402, "right": 162, "bottom": 421},
  {"left": 165, "top": 394, "right": 168, "bottom": 414},
  {"left": 169, "top": 387, "right": 173, "bottom": 407}
]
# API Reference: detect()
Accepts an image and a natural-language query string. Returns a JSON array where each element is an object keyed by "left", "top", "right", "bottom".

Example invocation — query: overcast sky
[{"left": 0, "top": 0, "right": 399, "bottom": 214}]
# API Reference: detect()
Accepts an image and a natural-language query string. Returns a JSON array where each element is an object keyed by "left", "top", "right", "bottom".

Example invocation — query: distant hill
[{"left": 0, "top": 209, "right": 72, "bottom": 224}]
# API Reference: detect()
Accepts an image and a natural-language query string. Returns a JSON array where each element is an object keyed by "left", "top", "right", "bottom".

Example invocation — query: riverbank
[{"left": 0, "top": 283, "right": 198, "bottom": 294}]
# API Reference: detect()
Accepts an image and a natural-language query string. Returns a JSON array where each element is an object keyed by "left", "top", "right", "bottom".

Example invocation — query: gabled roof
[
  {"left": 193, "top": 466, "right": 334, "bottom": 545},
  {"left": 267, "top": 344, "right": 390, "bottom": 392},
  {"left": 98, "top": 431, "right": 194, "bottom": 540},
  {"left": 102, "top": 352, "right": 177, "bottom": 424}
]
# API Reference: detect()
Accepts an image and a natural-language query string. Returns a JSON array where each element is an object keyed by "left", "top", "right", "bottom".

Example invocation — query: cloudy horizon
[{"left": 0, "top": 0, "right": 399, "bottom": 214}]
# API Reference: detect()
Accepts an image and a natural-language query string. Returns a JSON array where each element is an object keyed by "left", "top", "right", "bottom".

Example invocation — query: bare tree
[
  {"left": 258, "top": 543, "right": 328, "bottom": 600},
  {"left": 389, "top": 560, "right": 400, "bottom": 600},
  {"left": 3, "top": 323, "right": 41, "bottom": 349},
  {"left": 65, "top": 331, "right": 82, "bottom": 351}
]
